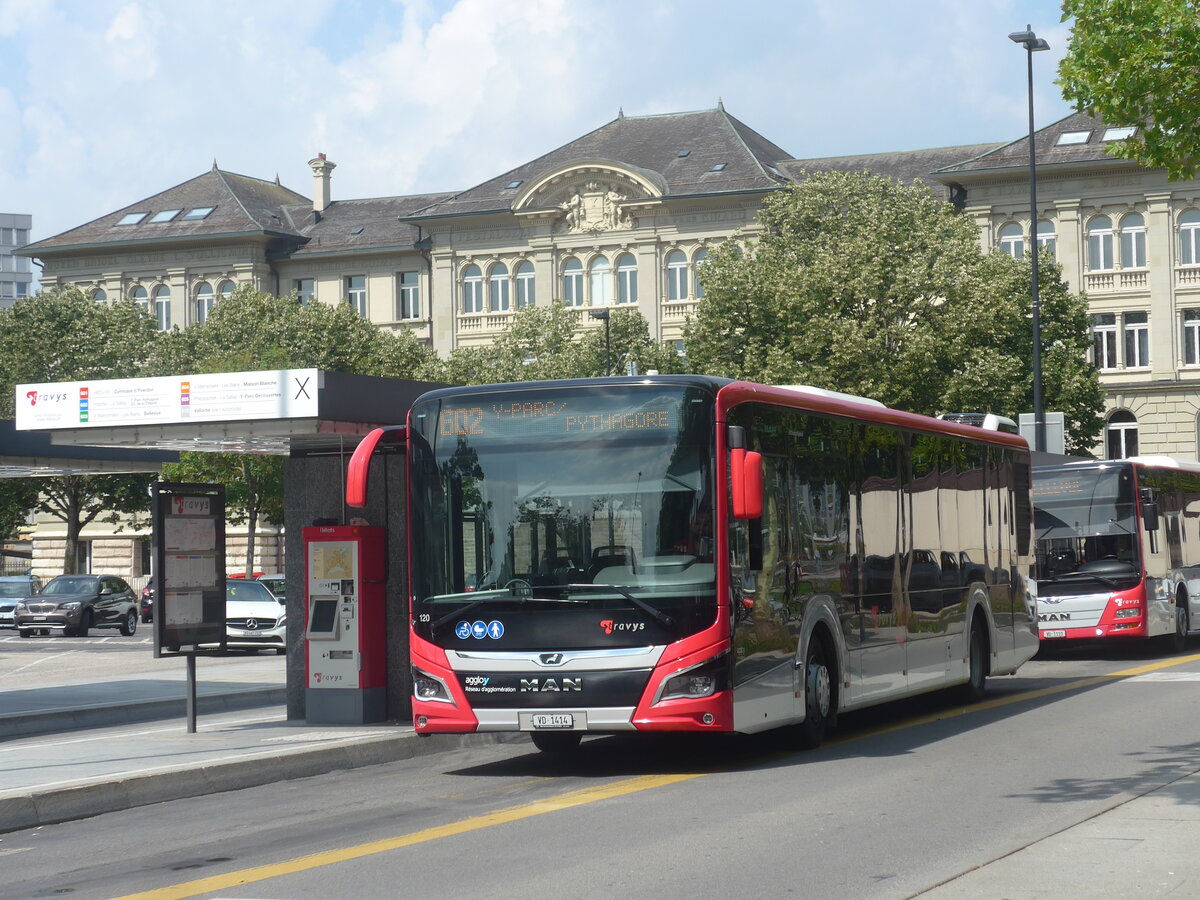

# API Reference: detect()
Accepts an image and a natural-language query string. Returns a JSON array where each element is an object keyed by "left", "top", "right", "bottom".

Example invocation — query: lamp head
[
  {"left": 589, "top": 308, "right": 611, "bottom": 321},
  {"left": 1009, "top": 26, "right": 1049, "bottom": 51}
]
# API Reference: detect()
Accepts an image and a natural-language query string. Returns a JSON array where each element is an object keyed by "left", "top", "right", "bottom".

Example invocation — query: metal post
[{"left": 186, "top": 653, "right": 197, "bottom": 734}]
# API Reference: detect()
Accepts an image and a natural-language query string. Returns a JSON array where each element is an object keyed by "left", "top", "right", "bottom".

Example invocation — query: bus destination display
[{"left": 435, "top": 397, "right": 677, "bottom": 440}]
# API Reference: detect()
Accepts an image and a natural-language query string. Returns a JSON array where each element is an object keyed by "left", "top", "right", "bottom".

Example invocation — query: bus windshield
[
  {"left": 408, "top": 383, "right": 718, "bottom": 649},
  {"left": 1032, "top": 465, "right": 1141, "bottom": 590}
]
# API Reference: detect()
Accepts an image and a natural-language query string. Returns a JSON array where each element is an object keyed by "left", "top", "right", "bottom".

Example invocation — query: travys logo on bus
[{"left": 599, "top": 619, "right": 645, "bottom": 634}]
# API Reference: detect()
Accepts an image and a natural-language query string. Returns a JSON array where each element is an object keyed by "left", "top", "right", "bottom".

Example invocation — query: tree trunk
[{"left": 62, "top": 477, "right": 82, "bottom": 573}]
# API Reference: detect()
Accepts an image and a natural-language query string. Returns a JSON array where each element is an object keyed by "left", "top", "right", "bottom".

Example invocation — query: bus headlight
[
  {"left": 412, "top": 667, "right": 454, "bottom": 704},
  {"left": 657, "top": 653, "right": 730, "bottom": 702},
  {"left": 1115, "top": 607, "right": 1141, "bottom": 618}
]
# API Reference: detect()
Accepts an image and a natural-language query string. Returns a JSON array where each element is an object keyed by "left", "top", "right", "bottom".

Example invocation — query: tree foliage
[
  {"left": 685, "top": 171, "right": 1104, "bottom": 454},
  {"left": 442, "top": 301, "right": 684, "bottom": 385},
  {"left": 0, "top": 287, "right": 158, "bottom": 569},
  {"left": 1059, "top": 0, "right": 1200, "bottom": 180}
]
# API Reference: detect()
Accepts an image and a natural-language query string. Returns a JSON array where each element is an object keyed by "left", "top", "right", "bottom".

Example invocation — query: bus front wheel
[{"left": 796, "top": 639, "right": 834, "bottom": 750}]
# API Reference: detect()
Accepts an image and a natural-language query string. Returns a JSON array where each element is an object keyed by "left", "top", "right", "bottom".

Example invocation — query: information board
[{"left": 152, "top": 482, "right": 226, "bottom": 656}]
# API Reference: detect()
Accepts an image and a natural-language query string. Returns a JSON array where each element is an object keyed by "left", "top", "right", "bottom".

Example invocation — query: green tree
[
  {"left": 1059, "top": 0, "right": 1200, "bottom": 180},
  {"left": 149, "top": 285, "right": 441, "bottom": 575},
  {"left": 442, "top": 301, "right": 683, "bottom": 385},
  {"left": 0, "top": 287, "right": 158, "bottom": 570},
  {"left": 685, "top": 171, "right": 1104, "bottom": 452},
  {"left": 0, "top": 481, "right": 38, "bottom": 542}
]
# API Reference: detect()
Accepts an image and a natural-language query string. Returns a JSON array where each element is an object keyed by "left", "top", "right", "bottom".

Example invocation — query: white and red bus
[
  {"left": 1033, "top": 456, "right": 1200, "bottom": 651},
  {"left": 347, "top": 377, "right": 1039, "bottom": 751}
]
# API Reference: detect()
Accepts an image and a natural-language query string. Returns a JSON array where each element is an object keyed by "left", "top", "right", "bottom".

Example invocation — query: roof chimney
[{"left": 308, "top": 153, "right": 336, "bottom": 213}]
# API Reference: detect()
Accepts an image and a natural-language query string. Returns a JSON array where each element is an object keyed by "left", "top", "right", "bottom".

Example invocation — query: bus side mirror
[
  {"left": 1142, "top": 501, "right": 1160, "bottom": 532},
  {"left": 731, "top": 447, "right": 763, "bottom": 520},
  {"left": 346, "top": 425, "right": 407, "bottom": 508}
]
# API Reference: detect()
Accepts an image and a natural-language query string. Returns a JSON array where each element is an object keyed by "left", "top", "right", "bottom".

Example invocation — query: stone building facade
[{"left": 17, "top": 104, "right": 1200, "bottom": 579}]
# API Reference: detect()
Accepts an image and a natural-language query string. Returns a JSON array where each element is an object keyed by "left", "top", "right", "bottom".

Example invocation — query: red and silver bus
[
  {"left": 348, "top": 376, "right": 1039, "bottom": 751},
  {"left": 1032, "top": 456, "right": 1200, "bottom": 651}
]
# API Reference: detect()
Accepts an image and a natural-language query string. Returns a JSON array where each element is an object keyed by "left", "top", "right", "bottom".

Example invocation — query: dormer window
[
  {"left": 148, "top": 209, "right": 181, "bottom": 223},
  {"left": 117, "top": 212, "right": 148, "bottom": 226},
  {"left": 181, "top": 207, "right": 215, "bottom": 220},
  {"left": 1103, "top": 126, "right": 1137, "bottom": 141},
  {"left": 1056, "top": 130, "right": 1092, "bottom": 146}
]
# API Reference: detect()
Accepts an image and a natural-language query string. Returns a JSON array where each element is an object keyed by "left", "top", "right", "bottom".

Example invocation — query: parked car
[
  {"left": 0, "top": 575, "right": 42, "bottom": 628},
  {"left": 225, "top": 579, "right": 286, "bottom": 654},
  {"left": 256, "top": 573, "right": 286, "bottom": 602},
  {"left": 15, "top": 574, "right": 138, "bottom": 637},
  {"left": 140, "top": 582, "right": 155, "bottom": 623}
]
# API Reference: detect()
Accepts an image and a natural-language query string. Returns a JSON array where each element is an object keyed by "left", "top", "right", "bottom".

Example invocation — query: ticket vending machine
[{"left": 303, "top": 524, "right": 387, "bottom": 724}]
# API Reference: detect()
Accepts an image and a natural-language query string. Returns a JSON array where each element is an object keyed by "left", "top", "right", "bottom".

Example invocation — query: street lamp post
[
  {"left": 589, "top": 308, "right": 612, "bottom": 376},
  {"left": 1009, "top": 24, "right": 1050, "bottom": 453}
]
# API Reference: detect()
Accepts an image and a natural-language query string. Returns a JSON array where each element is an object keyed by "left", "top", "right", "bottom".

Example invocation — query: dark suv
[{"left": 15, "top": 574, "right": 139, "bottom": 638}]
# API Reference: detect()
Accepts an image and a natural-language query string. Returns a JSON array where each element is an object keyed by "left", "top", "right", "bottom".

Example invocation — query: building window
[
  {"left": 1092, "top": 313, "right": 1117, "bottom": 369},
  {"left": 194, "top": 282, "right": 214, "bottom": 324},
  {"left": 152, "top": 285, "right": 171, "bottom": 331},
  {"left": 488, "top": 263, "right": 510, "bottom": 312},
  {"left": 92, "top": 289, "right": 107, "bottom": 304},
  {"left": 666, "top": 250, "right": 688, "bottom": 300},
  {"left": 1180, "top": 210, "right": 1200, "bottom": 265},
  {"left": 1119, "top": 213, "right": 1146, "bottom": 268},
  {"left": 294, "top": 278, "right": 314, "bottom": 304},
  {"left": 998, "top": 223, "right": 1025, "bottom": 259},
  {"left": 1185, "top": 310, "right": 1200, "bottom": 365},
  {"left": 218, "top": 280, "right": 235, "bottom": 301},
  {"left": 694, "top": 248, "right": 708, "bottom": 298},
  {"left": 515, "top": 261, "right": 535, "bottom": 309},
  {"left": 562, "top": 258, "right": 583, "bottom": 307},
  {"left": 397, "top": 272, "right": 420, "bottom": 319},
  {"left": 1123, "top": 312, "right": 1149, "bottom": 367},
  {"left": 1036, "top": 220, "right": 1056, "bottom": 259},
  {"left": 1106, "top": 410, "right": 1138, "bottom": 459},
  {"left": 462, "top": 265, "right": 483, "bottom": 314},
  {"left": 589, "top": 256, "right": 611, "bottom": 306},
  {"left": 1087, "top": 216, "right": 1114, "bottom": 271},
  {"left": 72, "top": 540, "right": 92, "bottom": 574},
  {"left": 130, "top": 285, "right": 149, "bottom": 313},
  {"left": 346, "top": 275, "right": 367, "bottom": 316},
  {"left": 616, "top": 253, "right": 637, "bottom": 305}
]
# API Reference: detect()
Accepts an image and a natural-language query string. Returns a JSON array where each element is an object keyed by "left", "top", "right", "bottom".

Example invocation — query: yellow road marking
[{"left": 110, "top": 651, "right": 1200, "bottom": 900}]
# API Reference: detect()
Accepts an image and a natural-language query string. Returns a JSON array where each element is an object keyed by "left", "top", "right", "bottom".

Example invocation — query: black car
[
  {"left": 15, "top": 574, "right": 139, "bottom": 638},
  {"left": 140, "top": 582, "right": 155, "bottom": 623}
]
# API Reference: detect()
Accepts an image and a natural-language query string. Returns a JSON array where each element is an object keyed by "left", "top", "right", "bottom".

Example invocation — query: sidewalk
[{"left": 0, "top": 653, "right": 514, "bottom": 834}]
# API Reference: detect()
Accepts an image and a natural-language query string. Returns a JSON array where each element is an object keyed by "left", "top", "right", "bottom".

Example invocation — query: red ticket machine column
[{"left": 303, "top": 524, "right": 387, "bottom": 724}]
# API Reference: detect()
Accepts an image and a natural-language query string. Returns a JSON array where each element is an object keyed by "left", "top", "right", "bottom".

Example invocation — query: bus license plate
[
  {"left": 1043, "top": 630, "right": 1066, "bottom": 639},
  {"left": 532, "top": 714, "right": 574, "bottom": 729}
]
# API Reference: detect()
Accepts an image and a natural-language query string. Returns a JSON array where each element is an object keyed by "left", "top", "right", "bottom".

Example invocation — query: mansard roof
[
  {"left": 283, "top": 192, "right": 456, "bottom": 257},
  {"left": 22, "top": 168, "right": 311, "bottom": 255},
  {"left": 780, "top": 142, "right": 1004, "bottom": 193},
  {"left": 408, "top": 106, "right": 794, "bottom": 219},
  {"left": 932, "top": 112, "right": 1138, "bottom": 179}
]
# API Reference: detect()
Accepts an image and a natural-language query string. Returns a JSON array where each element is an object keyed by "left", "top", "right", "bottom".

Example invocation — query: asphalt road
[{"left": 3, "top": 642, "right": 1199, "bottom": 900}]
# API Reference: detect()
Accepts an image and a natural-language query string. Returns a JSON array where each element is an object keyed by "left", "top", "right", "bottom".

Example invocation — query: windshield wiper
[
  {"left": 1040, "top": 570, "right": 1127, "bottom": 588},
  {"left": 432, "top": 588, "right": 585, "bottom": 629},
  {"left": 566, "top": 583, "right": 674, "bottom": 627}
]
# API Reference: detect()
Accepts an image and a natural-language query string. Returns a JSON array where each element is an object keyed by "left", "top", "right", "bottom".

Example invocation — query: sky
[{"left": 0, "top": 0, "right": 1076, "bottom": 245}]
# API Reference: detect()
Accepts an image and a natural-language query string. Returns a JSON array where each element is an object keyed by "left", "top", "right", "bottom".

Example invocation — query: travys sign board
[{"left": 15, "top": 369, "right": 320, "bottom": 429}]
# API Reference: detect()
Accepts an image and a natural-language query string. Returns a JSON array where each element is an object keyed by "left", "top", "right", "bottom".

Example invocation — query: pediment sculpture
[{"left": 556, "top": 182, "right": 634, "bottom": 234}]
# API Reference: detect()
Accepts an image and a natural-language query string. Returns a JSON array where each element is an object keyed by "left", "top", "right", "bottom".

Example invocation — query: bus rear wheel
[
  {"left": 796, "top": 639, "right": 834, "bottom": 750},
  {"left": 1162, "top": 599, "right": 1189, "bottom": 654},
  {"left": 960, "top": 618, "right": 988, "bottom": 704},
  {"left": 530, "top": 731, "right": 582, "bottom": 753}
]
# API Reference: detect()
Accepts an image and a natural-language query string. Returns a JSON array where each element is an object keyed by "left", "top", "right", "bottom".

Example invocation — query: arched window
[
  {"left": 1036, "top": 220, "right": 1056, "bottom": 259},
  {"left": 515, "top": 261, "right": 535, "bottom": 309},
  {"left": 1180, "top": 210, "right": 1200, "bottom": 266},
  {"left": 91, "top": 289, "right": 107, "bottom": 304},
  {"left": 129, "top": 285, "right": 149, "bottom": 313},
  {"left": 194, "top": 282, "right": 214, "bottom": 324},
  {"left": 562, "top": 258, "right": 583, "bottom": 307},
  {"left": 998, "top": 223, "right": 1024, "bottom": 259},
  {"left": 693, "top": 248, "right": 708, "bottom": 298},
  {"left": 1119, "top": 213, "right": 1146, "bottom": 268},
  {"left": 1087, "top": 216, "right": 1114, "bottom": 271},
  {"left": 616, "top": 253, "right": 637, "bottom": 305},
  {"left": 462, "top": 265, "right": 483, "bottom": 314},
  {"left": 589, "top": 256, "right": 611, "bottom": 306},
  {"left": 152, "top": 285, "right": 171, "bottom": 331},
  {"left": 1106, "top": 410, "right": 1138, "bottom": 459},
  {"left": 488, "top": 263, "right": 510, "bottom": 312},
  {"left": 666, "top": 250, "right": 688, "bottom": 301}
]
